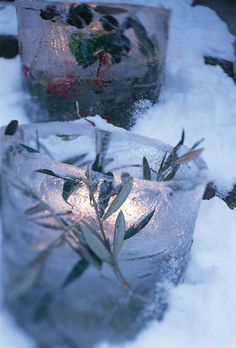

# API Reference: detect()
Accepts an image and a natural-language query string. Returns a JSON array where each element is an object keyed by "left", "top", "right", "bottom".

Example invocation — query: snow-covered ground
[{"left": 1, "top": 0, "right": 236, "bottom": 347}]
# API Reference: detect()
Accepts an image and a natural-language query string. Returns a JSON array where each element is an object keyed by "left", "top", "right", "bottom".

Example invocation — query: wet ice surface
[{"left": 1, "top": 0, "right": 236, "bottom": 347}]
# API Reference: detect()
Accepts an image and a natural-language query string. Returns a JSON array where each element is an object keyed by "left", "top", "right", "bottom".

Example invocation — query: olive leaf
[
  {"left": 70, "top": 223, "right": 103, "bottom": 269},
  {"left": 62, "top": 258, "right": 89, "bottom": 288},
  {"left": 191, "top": 138, "right": 204, "bottom": 150},
  {"left": 35, "top": 169, "right": 59, "bottom": 177},
  {"left": 79, "top": 245, "right": 103, "bottom": 269},
  {"left": 143, "top": 156, "right": 151, "bottom": 180},
  {"left": 156, "top": 130, "right": 204, "bottom": 181},
  {"left": 5, "top": 120, "right": 18, "bottom": 135},
  {"left": 25, "top": 202, "right": 48, "bottom": 216},
  {"left": 55, "top": 134, "right": 81, "bottom": 141},
  {"left": 103, "top": 176, "right": 133, "bottom": 220},
  {"left": 163, "top": 169, "right": 178, "bottom": 181},
  {"left": 157, "top": 152, "right": 168, "bottom": 178},
  {"left": 113, "top": 211, "right": 125, "bottom": 258},
  {"left": 125, "top": 209, "right": 155, "bottom": 240},
  {"left": 94, "top": 5, "right": 128, "bottom": 15},
  {"left": 20, "top": 144, "right": 39, "bottom": 153},
  {"left": 174, "top": 129, "right": 185, "bottom": 150},
  {"left": 30, "top": 236, "right": 62, "bottom": 251},
  {"left": 95, "top": 130, "right": 111, "bottom": 170},
  {"left": 62, "top": 180, "right": 82, "bottom": 204},
  {"left": 97, "top": 173, "right": 114, "bottom": 217},
  {"left": 33, "top": 292, "right": 53, "bottom": 322},
  {"left": 92, "top": 153, "right": 103, "bottom": 173},
  {"left": 63, "top": 154, "right": 87, "bottom": 166},
  {"left": 30, "top": 221, "right": 61, "bottom": 232},
  {"left": 79, "top": 222, "right": 112, "bottom": 264},
  {"left": 175, "top": 148, "right": 204, "bottom": 165},
  {"left": 11, "top": 251, "right": 49, "bottom": 298}
]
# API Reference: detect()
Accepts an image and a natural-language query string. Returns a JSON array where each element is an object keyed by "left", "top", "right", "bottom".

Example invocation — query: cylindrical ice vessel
[
  {"left": 1, "top": 120, "right": 207, "bottom": 347},
  {"left": 16, "top": 0, "right": 169, "bottom": 129}
]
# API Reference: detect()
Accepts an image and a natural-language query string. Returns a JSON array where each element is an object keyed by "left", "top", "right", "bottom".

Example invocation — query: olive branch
[{"left": 9, "top": 127, "right": 204, "bottom": 317}]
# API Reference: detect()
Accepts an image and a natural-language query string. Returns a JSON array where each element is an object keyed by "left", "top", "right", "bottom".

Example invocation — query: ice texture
[
  {"left": 16, "top": 0, "right": 169, "bottom": 129},
  {"left": 1, "top": 119, "right": 207, "bottom": 347}
]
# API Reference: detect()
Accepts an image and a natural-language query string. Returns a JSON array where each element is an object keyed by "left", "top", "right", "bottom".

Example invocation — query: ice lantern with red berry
[{"left": 16, "top": 1, "right": 170, "bottom": 129}]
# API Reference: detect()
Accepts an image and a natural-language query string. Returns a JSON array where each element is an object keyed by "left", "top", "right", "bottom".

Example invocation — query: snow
[
  {"left": 0, "top": 0, "right": 236, "bottom": 347},
  {"left": 132, "top": 0, "right": 236, "bottom": 192},
  {"left": 0, "top": 5, "right": 17, "bottom": 35}
]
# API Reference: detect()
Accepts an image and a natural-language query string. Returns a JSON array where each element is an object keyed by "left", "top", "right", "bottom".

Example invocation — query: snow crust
[{"left": 0, "top": 1, "right": 236, "bottom": 347}]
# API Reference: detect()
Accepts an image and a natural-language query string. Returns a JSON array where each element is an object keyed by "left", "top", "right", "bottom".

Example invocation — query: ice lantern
[
  {"left": 16, "top": 0, "right": 170, "bottom": 129},
  {"left": 1, "top": 120, "right": 207, "bottom": 348}
]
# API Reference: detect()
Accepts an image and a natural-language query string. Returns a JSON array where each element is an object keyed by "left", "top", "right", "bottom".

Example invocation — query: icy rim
[{"left": 0, "top": 118, "right": 208, "bottom": 184}]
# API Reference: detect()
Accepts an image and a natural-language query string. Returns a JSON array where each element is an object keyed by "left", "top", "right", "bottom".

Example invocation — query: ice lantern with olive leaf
[
  {"left": 1, "top": 119, "right": 208, "bottom": 348},
  {"left": 16, "top": 0, "right": 170, "bottom": 129}
]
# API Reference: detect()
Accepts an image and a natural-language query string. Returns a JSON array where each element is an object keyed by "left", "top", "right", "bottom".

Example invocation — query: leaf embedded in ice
[
  {"left": 20, "top": 144, "right": 39, "bottom": 153},
  {"left": 4, "top": 120, "right": 18, "bottom": 135},
  {"left": 98, "top": 173, "right": 114, "bottom": 218},
  {"left": 113, "top": 211, "right": 125, "bottom": 258},
  {"left": 62, "top": 179, "right": 82, "bottom": 204},
  {"left": 63, "top": 153, "right": 87, "bottom": 166},
  {"left": 25, "top": 202, "right": 48, "bottom": 216},
  {"left": 125, "top": 209, "right": 155, "bottom": 240},
  {"left": 33, "top": 292, "right": 53, "bottom": 321},
  {"left": 80, "top": 222, "right": 112, "bottom": 264},
  {"left": 143, "top": 156, "right": 151, "bottom": 180},
  {"left": 103, "top": 176, "right": 133, "bottom": 220},
  {"left": 92, "top": 153, "right": 103, "bottom": 173},
  {"left": 123, "top": 16, "right": 156, "bottom": 58},
  {"left": 94, "top": 5, "right": 128, "bottom": 15},
  {"left": 62, "top": 258, "right": 89, "bottom": 288},
  {"left": 11, "top": 251, "right": 49, "bottom": 297},
  {"left": 35, "top": 169, "right": 59, "bottom": 177}
]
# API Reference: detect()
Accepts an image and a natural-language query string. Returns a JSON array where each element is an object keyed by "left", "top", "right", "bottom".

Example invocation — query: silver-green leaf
[
  {"left": 79, "top": 222, "right": 112, "bottom": 264},
  {"left": 103, "top": 177, "right": 133, "bottom": 220},
  {"left": 62, "top": 258, "right": 89, "bottom": 288},
  {"left": 125, "top": 209, "right": 155, "bottom": 240},
  {"left": 62, "top": 180, "right": 82, "bottom": 204},
  {"left": 113, "top": 211, "right": 126, "bottom": 258}
]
